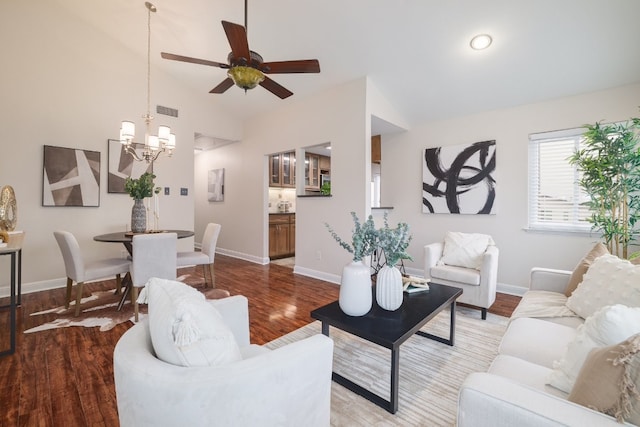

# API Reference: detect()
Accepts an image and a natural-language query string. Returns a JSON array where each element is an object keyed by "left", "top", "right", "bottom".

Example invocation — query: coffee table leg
[
  {"left": 390, "top": 347, "right": 399, "bottom": 413},
  {"left": 415, "top": 300, "right": 457, "bottom": 346},
  {"left": 321, "top": 321, "right": 329, "bottom": 336}
]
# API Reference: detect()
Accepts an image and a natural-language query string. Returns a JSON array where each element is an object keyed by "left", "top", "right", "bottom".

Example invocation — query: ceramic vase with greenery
[
  {"left": 569, "top": 118, "right": 640, "bottom": 259},
  {"left": 375, "top": 214, "right": 413, "bottom": 311},
  {"left": 124, "top": 172, "right": 158, "bottom": 233},
  {"left": 326, "top": 212, "right": 377, "bottom": 316}
]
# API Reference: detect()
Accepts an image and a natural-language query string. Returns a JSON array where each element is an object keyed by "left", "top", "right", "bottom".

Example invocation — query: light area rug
[
  {"left": 23, "top": 274, "right": 221, "bottom": 333},
  {"left": 265, "top": 307, "right": 508, "bottom": 427}
]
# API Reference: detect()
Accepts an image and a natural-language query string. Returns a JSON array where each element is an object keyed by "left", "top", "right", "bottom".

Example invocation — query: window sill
[{"left": 523, "top": 226, "right": 597, "bottom": 237}]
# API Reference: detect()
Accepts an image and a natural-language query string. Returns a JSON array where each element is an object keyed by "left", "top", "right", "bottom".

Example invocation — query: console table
[{"left": 0, "top": 231, "right": 23, "bottom": 357}]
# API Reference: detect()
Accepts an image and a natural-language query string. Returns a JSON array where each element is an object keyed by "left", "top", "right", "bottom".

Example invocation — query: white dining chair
[
  {"left": 131, "top": 232, "right": 177, "bottom": 321},
  {"left": 53, "top": 231, "right": 131, "bottom": 316},
  {"left": 176, "top": 223, "right": 221, "bottom": 288}
]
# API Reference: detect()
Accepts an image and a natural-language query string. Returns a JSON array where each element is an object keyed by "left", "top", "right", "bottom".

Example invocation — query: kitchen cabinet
[
  {"left": 269, "top": 213, "right": 295, "bottom": 259},
  {"left": 319, "top": 155, "right": 331, "bottom": 172},
  {"left": 305, "top": 154, "right": 320, "bottom": 189},
  {"left": 372, "top": 135, "right": 381, "bottom": 164},
  {"left": 269, "top": 152, "right": 295, "bottom": 187}
]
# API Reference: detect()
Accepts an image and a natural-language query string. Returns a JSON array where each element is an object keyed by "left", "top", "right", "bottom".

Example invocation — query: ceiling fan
[{"left": 160, "top": 0, "right": 320, "bottom": 99}]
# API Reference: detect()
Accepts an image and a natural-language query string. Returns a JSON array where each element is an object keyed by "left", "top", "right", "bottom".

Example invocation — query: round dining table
[{"left": 94, "top": 229, "right": 194, "bottom": 254}]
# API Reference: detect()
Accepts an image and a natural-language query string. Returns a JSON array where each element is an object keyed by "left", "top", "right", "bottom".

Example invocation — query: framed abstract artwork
[
  {"left": 422, "top": 140, "right": 496, "bottom": 214},
  {"left": 208, "top": 168, "right": 225, "bottom": 202},
  {"left": 107, "top": 139, "right": 153, "bottom": 193},
  {"left": 42, "top": 145, "right": 101, "bottom": 207}
]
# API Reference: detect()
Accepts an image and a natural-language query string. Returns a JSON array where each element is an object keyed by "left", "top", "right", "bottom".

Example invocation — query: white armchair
[
  {"left": 424, "top": 234, "right": 499, "bottom": 319},
  {"left": 114, "top": 295, "right": 334, "bottom": 427}
]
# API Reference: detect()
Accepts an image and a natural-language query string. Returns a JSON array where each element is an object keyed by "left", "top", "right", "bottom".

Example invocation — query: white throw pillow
[
  {"left": 547, "top": 304, "right": 640, "bottom": 393},
  {"left": 145, "top": 277, "right": 242, "bottom": 367},
  {"left": 440, "top": 231, "right": 495, "bottom": 270},
  {"left": 566, "top": 254, "right": 640, "bottom": 319}
]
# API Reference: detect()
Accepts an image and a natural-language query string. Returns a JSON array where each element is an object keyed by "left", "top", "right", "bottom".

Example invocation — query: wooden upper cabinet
[
  {"left": 319, "top": 155, "right": 331, "bottom": 172},
  {"left": 269, "top": 152, "right": 296, "bottom": 188},
  {"left": 305, "top": 153, "right": 320, "bottom": 189},
  {"left": 372, "top": 135, "right": 381, "bottom": 164}
]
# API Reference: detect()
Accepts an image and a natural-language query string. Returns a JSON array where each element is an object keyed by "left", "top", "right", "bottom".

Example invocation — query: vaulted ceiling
[{"left": 52, "top": 0, "right": 640, "bottom": 126}]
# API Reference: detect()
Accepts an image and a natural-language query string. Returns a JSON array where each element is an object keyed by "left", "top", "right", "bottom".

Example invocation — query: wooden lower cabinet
[{"left": 269, "top": 213, "right": 295, "bottom": 259}]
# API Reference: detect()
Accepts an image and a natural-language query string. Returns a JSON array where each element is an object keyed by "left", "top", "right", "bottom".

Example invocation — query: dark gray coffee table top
[{"left": 311, "top": 282, "right": 462, "bottom": 349}]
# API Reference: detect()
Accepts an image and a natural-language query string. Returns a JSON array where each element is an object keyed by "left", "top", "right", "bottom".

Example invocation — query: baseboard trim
[
  {"left": 293, "top": 266, "right": 341, "bottom": 285},
  {"left": 215, "top": 248, "right": 269, "bottom": 265}
]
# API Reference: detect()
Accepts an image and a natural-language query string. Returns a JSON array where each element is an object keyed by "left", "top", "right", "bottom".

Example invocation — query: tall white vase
[
  {"left": 339, "top": 260, "right": 372, "bottom": 316},
  {"left": 376, "top": 264, "right": 403, "bottom": 311}
]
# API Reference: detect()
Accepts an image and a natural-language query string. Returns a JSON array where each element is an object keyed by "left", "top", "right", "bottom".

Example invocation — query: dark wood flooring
[{"left": 0, "top": 255, "right": 520, "bottom": 426}]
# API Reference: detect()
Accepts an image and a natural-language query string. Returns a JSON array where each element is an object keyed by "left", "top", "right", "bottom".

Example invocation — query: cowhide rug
[{"left": 24, "top": 274, "right": 229, "bottom": 333}]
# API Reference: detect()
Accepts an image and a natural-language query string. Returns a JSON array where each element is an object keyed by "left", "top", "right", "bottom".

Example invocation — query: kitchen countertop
[{"left": 269, "top": 211, "right": 295, "bottom": 214}]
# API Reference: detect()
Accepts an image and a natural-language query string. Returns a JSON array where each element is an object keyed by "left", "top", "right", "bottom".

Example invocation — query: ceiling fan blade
[
  {"left": 259, "top": 76, "right": 293, "bottom": 99},
  {"left": 210, "top": 78, "right": 235, "bottom": 94},
  {"left": 221, "top": 21, "right": 251, "bottom": 65},
  {"left": 261, "top": 60, "right": 321, "bottom": 74},
  {"left": 161, "top": 52, "right": 228, "bottom": 68}
]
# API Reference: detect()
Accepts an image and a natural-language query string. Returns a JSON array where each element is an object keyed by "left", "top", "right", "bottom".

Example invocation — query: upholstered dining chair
[
  {"left": 53, "top": 231, "right": 130, "bottom": 316},
  {"left": 176, "top": 223, "right": 221, "bottom": 288},
  {"left": 424, "top": 231, "right": 499, "bottom": 320},
  {"left": 131, "top": 232, "right": 177, "bottom": 321}
]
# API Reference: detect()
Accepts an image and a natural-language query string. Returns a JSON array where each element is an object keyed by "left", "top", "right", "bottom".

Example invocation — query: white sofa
[
  {"left": 114, "top": 295, "right": 334, "bottom": 427},
  {"left": 457, "top": 268, "right": 635, "bottom": 426}
]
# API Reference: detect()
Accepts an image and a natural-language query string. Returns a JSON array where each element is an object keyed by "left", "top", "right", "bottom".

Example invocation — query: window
[{"left": 528, "top": 127, "right": 592, "bottom": 233}]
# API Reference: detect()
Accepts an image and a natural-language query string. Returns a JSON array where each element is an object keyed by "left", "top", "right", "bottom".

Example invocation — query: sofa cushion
[
  {"left": 499, "top": 318, "right": 576, "bottom": 368},
  {"left": 144, "top": 277, "right": 242, "bottom": 367},
  {"left": 488, "top": 355, "right": 568, "bottom": 400},
  {"left": 510, "top": 290, "right": 580, "bottom": 328},
  {"left": 430, "top": 264, "right": 480, "bottom": 285},
  {"left": 547, "top": 304, "right": 640, "bottom": 393},
  {"left": 564, "top": 242, "right": 608, "bottom": 296},
  {"left": 440, "top": 231, "right": 494, "bottom": 270},
  {"left": 568, "top": 333, "right": 640, "bottom": 425},
  {"left": 566, "top": 254, "right": 640, "bottom": 318}
]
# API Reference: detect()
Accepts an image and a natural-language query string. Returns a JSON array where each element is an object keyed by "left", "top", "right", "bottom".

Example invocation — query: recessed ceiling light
[{"left": 470, "top": 34, "right": 493, "bottom": 50}]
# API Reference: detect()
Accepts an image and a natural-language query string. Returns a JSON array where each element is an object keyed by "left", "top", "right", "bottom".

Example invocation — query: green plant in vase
[
  {"left": 325, "top": 212, "right": 378, "bottom": 316},
  {"left": 376, "top": 213, "right": 413, "bottom": 311},
  {"left": 124, "top": 172, "right": 159, "bottom": 233}
]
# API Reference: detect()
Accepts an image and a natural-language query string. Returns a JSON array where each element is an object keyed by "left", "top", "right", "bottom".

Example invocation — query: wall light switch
[
  {"left": 164, "top": 187, "right": 170, "bottom": 195},
  {"left": 180, "top": 187, "right": 188, "bottom": 196}
]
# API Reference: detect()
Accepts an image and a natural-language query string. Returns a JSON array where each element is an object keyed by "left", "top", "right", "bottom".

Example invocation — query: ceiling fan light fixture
[{"left": 228, "top": 66, "right": 265, "bottom": 90}]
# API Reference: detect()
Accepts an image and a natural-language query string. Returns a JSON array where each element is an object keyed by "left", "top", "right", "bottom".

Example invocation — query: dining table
[{"left": 93, "top": 229, "right": 194, "bottom": 310}]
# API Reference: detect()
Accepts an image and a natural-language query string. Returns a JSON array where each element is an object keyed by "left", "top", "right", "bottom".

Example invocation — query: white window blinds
[{"left": 528, "top": 128, "right": 592, "bottom": 232}]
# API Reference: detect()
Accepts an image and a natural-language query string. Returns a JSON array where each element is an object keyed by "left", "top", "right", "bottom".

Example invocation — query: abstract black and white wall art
[
  {"left": 107, "top": 139, "right": 153, "bottom": 193},
  {"left": 422, "top": 140, "right": 496, "bottom": 214},
  {"left": 43, "top": 145, "right": 100, "bottom": 207},
  {"left": 208, "top": 168, "right": 225, "bottom": 202}
]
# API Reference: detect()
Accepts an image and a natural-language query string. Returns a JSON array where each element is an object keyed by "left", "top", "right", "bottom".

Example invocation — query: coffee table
[{"left": 310, "top": 282, "right": 462, "bottom": 414}]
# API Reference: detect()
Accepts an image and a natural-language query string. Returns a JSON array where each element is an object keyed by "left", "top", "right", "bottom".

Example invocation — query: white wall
[
  {"left": 0, "top": 1, "right": 241, "bottom": 293},
  {"left": 194, "top": 78, "right": 370, "bottom": 281},
  {"left": 380, "top": 83, "right": 640, "bottom": 292}
]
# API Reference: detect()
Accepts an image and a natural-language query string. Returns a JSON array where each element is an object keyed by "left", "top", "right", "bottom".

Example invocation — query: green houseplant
[
  {"left": 375, "top": 214, "right": 413, "bottom": 311},
  {"left": 124, "top": 172, "right": 159, "bottom": 233},
  {"left": 325, "top": 212, "right": 378, "bottom": 316},
  {"left": 568, "top": 118, "right": 640, "bottom": 259}
]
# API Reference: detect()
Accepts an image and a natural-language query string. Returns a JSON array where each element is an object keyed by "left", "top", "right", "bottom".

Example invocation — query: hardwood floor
[{"left": 0, "top": 255, "right": 520, "bottom": 426}]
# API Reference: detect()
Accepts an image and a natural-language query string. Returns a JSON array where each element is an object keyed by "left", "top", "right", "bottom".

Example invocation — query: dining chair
[
  {"left": 176, "top": 223, "right": 221, "bottom": 288},
  {"left": 131, "top": 232, "right": 177, "bottom": 321},
  {"left": 53, "top": 231, "right": 131, "bottom": 316}
]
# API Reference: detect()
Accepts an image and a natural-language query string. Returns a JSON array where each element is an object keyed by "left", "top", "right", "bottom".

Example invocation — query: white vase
[
  {"left": 339, "top": 260, "right": 372, "bottom": 316},
  {"left": 376, "top": 264, "right": 403, "bottom": 311}
]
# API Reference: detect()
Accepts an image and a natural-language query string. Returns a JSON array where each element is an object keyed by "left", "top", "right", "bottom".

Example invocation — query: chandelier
[{"left": 119, "top": 2, "right": 175, "bottom": 163}]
